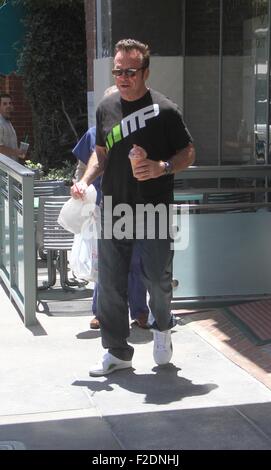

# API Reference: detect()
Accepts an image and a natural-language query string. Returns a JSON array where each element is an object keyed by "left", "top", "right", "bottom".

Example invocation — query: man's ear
[{"left": 143, "top": 68, "right": 150, "bottom": 81}]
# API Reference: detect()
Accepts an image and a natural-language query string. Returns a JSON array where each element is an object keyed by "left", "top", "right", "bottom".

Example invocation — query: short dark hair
[
  {"left": 0, "top": 93, "right": 11, "bottom": 104},
  {"left": 114, "top": 39, "right": 150, "bottom": 69}
]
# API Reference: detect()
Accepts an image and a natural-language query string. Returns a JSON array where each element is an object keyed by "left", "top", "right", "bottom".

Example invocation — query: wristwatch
[{"left": 163, "top": 160, "right": 173, "bottom": 175}]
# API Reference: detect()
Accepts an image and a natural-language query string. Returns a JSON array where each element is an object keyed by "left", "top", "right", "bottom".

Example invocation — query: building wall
[
  {"left": 92, "top": 0, "right": 270, "bottom": 166},
  {"left": 94, "top": 56, "right": 184, "bottom": 111},
  {"left": 94, "top": 57, "right": 114, "bottom": 108},
  {"left": 185, "top": 0, "right": 270, "bottom": 166},
  {"left": 93, "top": 0, "right": 185, "bottom": 113},
  {"left": 84, "top": 0, "right": 96, "bottom": 127},
  {"left": 111, "top": 0, "right": 183, "bottom": 57}
]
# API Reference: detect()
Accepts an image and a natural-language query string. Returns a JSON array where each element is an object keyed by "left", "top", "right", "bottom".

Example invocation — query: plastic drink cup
[
  {"left": 20, "top": 142, "right": 29, "bottom": 154},
  {"left": 128, "top": 146, "right": 147, "bottom": 178}
]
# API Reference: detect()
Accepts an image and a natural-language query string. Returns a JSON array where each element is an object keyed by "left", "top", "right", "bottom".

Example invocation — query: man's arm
[
  {"left": 0, "top": 145, "right": 25, "bottom": 160},
  {"left": 167, "top": 142, "right": 195, "bottom": 173},
  {"left": 134, "top": 143, "right": 195, "bottom": 181},
  {"left": 73, "top": 160, "right": 86, "bottom": 183},
  {"left": 80, "top": 145, "right": 107, "bottom": 185},
  {"left": 71, "top": 145, "right": 107, "bottom": 198}
]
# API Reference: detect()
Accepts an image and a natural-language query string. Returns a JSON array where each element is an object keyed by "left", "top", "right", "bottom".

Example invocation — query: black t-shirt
[{"left": 96, "top": 89, "right": 192, "bottom": 208}]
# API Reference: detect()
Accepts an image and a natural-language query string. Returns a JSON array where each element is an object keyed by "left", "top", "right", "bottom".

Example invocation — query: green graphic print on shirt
[{"left": 105, "top": 104, "right": 160, "bottom": 150}]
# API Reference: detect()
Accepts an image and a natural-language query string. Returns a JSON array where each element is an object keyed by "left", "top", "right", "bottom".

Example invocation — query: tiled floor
[
  {"left": 173, "top": 308, "right": 271, "bottom": 390},
  {"left": 226, "top": 300, "right": 271, "bottom": 342}
]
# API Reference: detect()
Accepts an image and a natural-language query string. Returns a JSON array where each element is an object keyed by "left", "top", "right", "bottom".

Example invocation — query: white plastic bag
[
  {"left": 57, "top": 185, "right": 97, "bottom": 234},
  {"left": 69, "top": 218, "right": 98, "bottom": 282}
]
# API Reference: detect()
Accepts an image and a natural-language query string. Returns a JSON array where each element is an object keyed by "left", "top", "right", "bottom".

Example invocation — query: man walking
[
  {"left": 0, "top": 93, "right": 26, "bottom": 162},
  {"left": 71, "top": 39, "right": 195, "bottom": 376}
]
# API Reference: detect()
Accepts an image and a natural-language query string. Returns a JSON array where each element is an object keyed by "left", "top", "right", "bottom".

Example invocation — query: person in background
[
  {"left": 0, "top": 93, "right": 27, "bottom": 162},
  {"left": 71, "top": 38, "right": 195, "bottom": 376},
  {"left": 72, "top": 123, "right": 150, "bottom": 330}
]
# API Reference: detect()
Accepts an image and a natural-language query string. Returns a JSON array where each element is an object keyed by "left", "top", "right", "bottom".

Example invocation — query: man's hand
[
  {"left": 132, "top": 143, "right": 195, "bottom": 181},
  {"left": 0, "top": 146, "right": 26, "bottom": 160},
  {"left": 133, "top": 159, "right": 165, "bottom": 181},
  {"left": 70, "top": 181, "right": 88, "bottom": 199},
  {"left": 17, "top": 149, "right": 26, "bottom": 160},
  {"left": 130, "top": 144, "right": 147, "bottom": 159},
  {"left": 130, "top": 144, "right": 164, "bottom": 180}
]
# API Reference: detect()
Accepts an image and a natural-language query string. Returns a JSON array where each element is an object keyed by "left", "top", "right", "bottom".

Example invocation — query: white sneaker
[
  {"left": 89, "top": 352, "right": 132, "bottom": 377},
  {"left": 152, "top": 329, "right": 173, "bottom": 365}
]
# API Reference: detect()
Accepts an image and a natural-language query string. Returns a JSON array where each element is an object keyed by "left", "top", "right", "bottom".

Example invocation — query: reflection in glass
[
  {"left": 222, "top": 0, "right": 268, "bottom": 165},
  {"left": 0, "top": 171, "right": 9, "bottom": 277},
  {"left": 4, "top": 199, "right": 10, "bottom": 278},
  {"left": 16, "top": 209, "right": 24, "bottom": 299},
  {"left": 184, "top": 0, "right": 220, "bottom": 165},
  {"left": 97, "top": 0, "right": 112, "bottom": 58},
  {"left": 9, "top": 181, "right": 24, "bottom": 300},
  {"left": 269, "top": 25, "right": 271, "bottom": 165}
]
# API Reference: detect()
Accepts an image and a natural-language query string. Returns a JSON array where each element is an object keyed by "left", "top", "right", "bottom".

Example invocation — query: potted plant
[{"left": 25, "top": 160, "right": 44, "bottom": 179}]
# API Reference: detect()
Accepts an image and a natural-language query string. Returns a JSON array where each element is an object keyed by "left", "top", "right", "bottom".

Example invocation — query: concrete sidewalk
[{"left": 1, "top": 283, "right": 271, "bottom": 450}]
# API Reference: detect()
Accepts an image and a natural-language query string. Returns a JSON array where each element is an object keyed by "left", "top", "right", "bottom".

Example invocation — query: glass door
[{"left": 222, "top": 0, "right": 269, "bottom": 165}]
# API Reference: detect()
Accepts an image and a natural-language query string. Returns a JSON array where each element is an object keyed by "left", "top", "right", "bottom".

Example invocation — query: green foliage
[
  {"left": 25, "top": 159, "right": 43, "bottom": 170},
  {"left": 44, "top": 160, "right": 75, "bottom": 183},
  {"left": 13, "top": 0, "right": 88, "bottom": 170},
  {"left": 25, "top": 158, "right": 75, "bottom": 183}
]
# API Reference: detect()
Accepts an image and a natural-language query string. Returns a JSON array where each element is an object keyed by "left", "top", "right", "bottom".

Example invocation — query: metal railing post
[
  {"left": 22, "top": 174, "right": 36, "bottom": 326},
  {"left": 0, "top": 154, "right": 36, "bottom": 326}
]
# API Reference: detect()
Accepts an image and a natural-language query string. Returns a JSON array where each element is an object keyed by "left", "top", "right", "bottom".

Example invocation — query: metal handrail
[
  {"left": 174, "top": 202, "right": 271, "bottom": 211},
  {"left": 0, "top": 154, "right": 36, "bottom": 326},
  {"left": 174, "top": 187, "right": 271, "bottom": 194},
  {"left": 177, "top": 164, "right": 271, "bottom": 179},
  {"left": 174, "top": 164, "right": 271, "bottom": 212}
]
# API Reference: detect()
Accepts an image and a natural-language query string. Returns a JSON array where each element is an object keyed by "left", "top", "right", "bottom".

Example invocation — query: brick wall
[
  {"left": 0, "top": 73, "right": 33, "bottom": 149},
  {"left": 84, "top": 0, "right": 96, "bottom": 92}
]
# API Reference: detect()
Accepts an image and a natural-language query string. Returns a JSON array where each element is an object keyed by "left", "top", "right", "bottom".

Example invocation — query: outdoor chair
[
  {"left": 34, "top": 180, "right": 68, "bottom": 259},
  {"left": 36, "top": 195, "right": 83, "bottom": 290},
  {"left": 33, "top": 179, "right": 67, "bottom": 220},
  {"left": 33, "top": 179, "right": 68, "bottom": 197}
]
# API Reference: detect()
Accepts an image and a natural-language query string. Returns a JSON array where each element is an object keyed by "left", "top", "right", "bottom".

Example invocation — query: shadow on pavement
[{"left": 73, "top": 364, "right": 218, "bottom": 405}]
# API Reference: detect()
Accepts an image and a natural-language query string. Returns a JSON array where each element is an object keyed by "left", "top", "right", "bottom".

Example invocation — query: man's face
[
  {"left": 0, "top": 97, "right": 13, "bottom": 119},
  {"left": 113, "top": 49, "right": 149, "bottom": 101}
]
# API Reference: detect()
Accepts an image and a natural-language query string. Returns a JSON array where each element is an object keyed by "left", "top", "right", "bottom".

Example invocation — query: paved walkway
[
  {"left": 173, "top": 307, "right": 271, "bottom": 390},
  {"left": 1, "top": 282, "right": 271, "bottom": 450}
]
